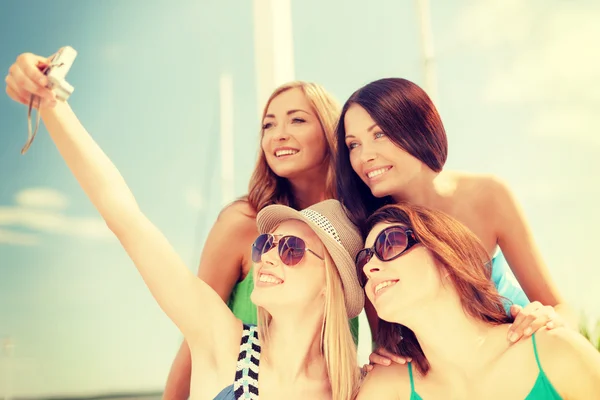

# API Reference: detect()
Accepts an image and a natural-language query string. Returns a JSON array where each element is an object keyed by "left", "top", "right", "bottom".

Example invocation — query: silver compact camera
[{"left": 45, "top": 46, "right": 77, "bottom": 101}]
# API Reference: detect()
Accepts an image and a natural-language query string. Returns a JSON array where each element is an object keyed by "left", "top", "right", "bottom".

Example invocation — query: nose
[
  {"left": 271, "top": 123, "right": 290, "bottom": 142},
  {"left": 362, "top": 254, "right": 381, "bottom": 281},
  {"left": 358, "top": 142, "right": 376, "bottom": 164},
  {"left": 261, "top": 242, "right": 280, "bottom": 266}
]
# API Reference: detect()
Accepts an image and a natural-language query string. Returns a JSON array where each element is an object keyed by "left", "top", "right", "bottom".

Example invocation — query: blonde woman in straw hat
[
  {"left": 4, "top": 58, "right": 365, "bottom": 398},
  {"left": 7, "top": 53, "right": 370, "bottom": 399}
]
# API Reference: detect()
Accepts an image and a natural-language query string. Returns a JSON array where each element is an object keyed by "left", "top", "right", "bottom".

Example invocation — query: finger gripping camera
[{"left": 20, "top": 46, "right": 77, "bottom": 155}]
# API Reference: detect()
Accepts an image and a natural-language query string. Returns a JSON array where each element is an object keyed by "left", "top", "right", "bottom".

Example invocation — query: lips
[
  {"left": 365, "top": 166, "right": 392, "bottom": 180},
  {"left": 256, "top": 271, "right": 284, "bottom": 285},
  {"left": 274, "top": 147, "right": 299, "bottom": 157},
  {"left": 372, "top": 279, "right": 399, "bottom": 297}
]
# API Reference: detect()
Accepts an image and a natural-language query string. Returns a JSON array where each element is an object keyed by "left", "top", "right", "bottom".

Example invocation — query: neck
[
  {"left": 398, "top": 291, "right": 506, "bottom": 379},
  {"left": 288, "top": 165, "right": 329, "bottom": 210},
  {"left": 262, "top": 308, "right": 328, "bottom": 384},
  {"left": 390, "top": 168, "right": 442, "bottom": 205}
]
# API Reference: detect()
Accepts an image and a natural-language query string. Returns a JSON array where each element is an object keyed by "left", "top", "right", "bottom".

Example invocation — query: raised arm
[
  {"left": 164, "top": 202, "right": 257, "bottom": 400},
  {"left": 5, "top": 52, "right": 239, "bottom": 347}
]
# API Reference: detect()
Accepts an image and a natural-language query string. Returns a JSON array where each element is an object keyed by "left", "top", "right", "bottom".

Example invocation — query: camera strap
[{"left": 21, "top": 56, "right": 64, "bottom": 155}]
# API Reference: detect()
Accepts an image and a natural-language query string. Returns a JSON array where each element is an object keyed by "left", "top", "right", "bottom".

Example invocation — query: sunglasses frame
[
  {"left": 355, "top": 225, "right": 419, "bottom": 287},
  {"left": 252, "top": 233, "right": 324, "bottom": 266}
]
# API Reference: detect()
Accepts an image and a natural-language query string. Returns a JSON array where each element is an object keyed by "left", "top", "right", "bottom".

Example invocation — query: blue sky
[{"left": 1, "top": 0, "right": 599, "bottom": 397}]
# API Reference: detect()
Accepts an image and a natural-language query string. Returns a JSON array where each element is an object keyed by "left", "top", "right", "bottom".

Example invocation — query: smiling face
[
  {"left": 261, "top": 88, "right": 329, "bottom": 180},
  {"left": 251, "top": 219, "right": 327, "bottom": 315},
  {"left": 362, "top": 221, "right": 445, "bottom": 323},
  {"left": 343, "top": 104, "right": 426, "bottom": 199}
]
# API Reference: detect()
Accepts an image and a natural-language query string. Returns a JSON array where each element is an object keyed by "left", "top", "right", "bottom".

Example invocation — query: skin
[
  {"left": 162, "top": 87, "right": 331, "bottom": 398},
  {"left": 343, "top": 104, "right": 572, "bottom": 368},
  {"left": 356, "top": 222, "right": 600, "bottom": 400},
  {"left": 4, "top": 54, "right": 339, "bottom": 399},
  {"left": 261, "top": 88, "right": 330, "bottom": 193}
]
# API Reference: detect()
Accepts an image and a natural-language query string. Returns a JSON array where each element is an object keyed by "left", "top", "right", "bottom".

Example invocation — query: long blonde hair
[
  {"left": 246, "top": 81, "right": 341, "bottom": 212},
  {"left": 256, "top": 250, "right": 360, "bottom": 400}
]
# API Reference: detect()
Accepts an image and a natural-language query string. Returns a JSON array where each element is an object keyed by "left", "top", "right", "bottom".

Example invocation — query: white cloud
[
  {"left": 0, "top": 228, "right": 38, "bottom": 246},
  {"left": 14, "top": 187, "right": 69, "bottom": 210},
  {"left": 0, "top": 188, "right": 112, "bottom": 245},
  {"left": 455, "top": 1, "right": 600, "bottom": 145}
]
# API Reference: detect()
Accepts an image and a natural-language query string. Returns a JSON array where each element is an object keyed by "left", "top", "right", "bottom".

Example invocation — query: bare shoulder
[
  {"left": 213, "top": 199, "right": 259, "bottom": 239},
  {"left": 196, "top": 199, "right": 259, "bottom": 279},
  {"left": 451, "top": 173, "right": 518, "bottom": 223},
  {"left": 217, "top": 199, "right": 257, "bottom": 225},
  {"left": 448, "top": 172, "right": 510, "bottom": 200},
  {"left": 534, "top": 327, "right": 600, "bottom": 364},
  {"left": 357, "top": 363, "right": 410, "bottom": 400},
  {"left": 532, "top": 328, "right": 600, "bottom": 397}
]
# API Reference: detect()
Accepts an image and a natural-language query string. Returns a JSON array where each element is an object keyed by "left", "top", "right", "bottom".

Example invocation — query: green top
[
  {"left": 226, "top": 266, "right": 258, "bottom": 324},
  {"left": 407, "top": 332, "right": 562, "bottom": 399},
  {"left": 525, "top": 333, "right": 563, "bottom": 399},
  {"left": 227, "top": 266, "right": 360, "bottom": 343}
]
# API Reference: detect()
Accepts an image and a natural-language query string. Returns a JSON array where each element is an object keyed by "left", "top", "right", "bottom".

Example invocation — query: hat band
[{"left": 299, "top": 209, "right": 342, "bottom": 245}]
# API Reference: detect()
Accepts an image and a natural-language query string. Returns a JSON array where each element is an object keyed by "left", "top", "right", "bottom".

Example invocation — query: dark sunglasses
[
  {"left": 355, "top": 226, "right": 419, "bottom": 287},
  {"left": 251, "top": 233, "right": 324, "bottom": 266}
]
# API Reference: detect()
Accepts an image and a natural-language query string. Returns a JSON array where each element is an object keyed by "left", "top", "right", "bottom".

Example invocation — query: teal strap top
[
  {"left": 490, "top": 251, "right": 530, "bottom": 313},
  {"left": 525, "top": 333, "right": 562, "bottom": 399},
  {"left": 408, "top": 359, "right": 424, "bottom": 400},
  {"left": 407, "top": 333, "right": 562, "bottom": 399}
]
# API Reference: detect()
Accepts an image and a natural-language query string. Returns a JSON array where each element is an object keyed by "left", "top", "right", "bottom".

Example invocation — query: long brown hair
[
  {"left": 246, "top": 81, "right": 341, "bottom": 212},
  {"left": 336, "top": 78, "right": 448, "bottom": 235},
  {"left": 365, "top": 204, "right": 512, "bottom": 375}
]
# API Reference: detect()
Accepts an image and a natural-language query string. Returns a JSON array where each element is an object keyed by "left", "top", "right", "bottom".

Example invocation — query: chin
[
  {"left": 371, "top": 294, "right": 409, "bottom": 325},
  {"left": 249, "top": 286, "right": 269, "bottom": 308},
  {"left": 251, "top": 285, "right": 288, "bottom": 308},
  {"left": 371, "top": 299, "right": 392, "bottom": 322},
  {"left": 368, "top": 183, "right": 395, "bottom": 199},
  {"left": 270, "top": 164, "right": 306, "bottom": 179}
]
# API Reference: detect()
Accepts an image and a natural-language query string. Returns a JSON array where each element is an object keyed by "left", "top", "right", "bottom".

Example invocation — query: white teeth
[
  {"left": 258, "top": 274, "right": 283, "bottom": 284},
  {"left": 375, "top": 280, "right": 397, "bottom": 293},
  {"left": 275, "top": 149, "right": 298, "bottom": 157},
  {"left": 367, "top": 167, "right": 390, "bottom": 179}
]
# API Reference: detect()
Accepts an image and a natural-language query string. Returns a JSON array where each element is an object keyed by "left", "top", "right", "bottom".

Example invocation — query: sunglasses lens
[
  {"left": 375, "top": 228, "right": 409, "bottom": 260},
  {"left": 279, "top": 236, "right": 306, "bottom": 266},
  {"left": 252, "top": 234, "right": 273, "bottom": 263},
  {"left": 355, "top": 249, "right": 372, "bottom": 287}
]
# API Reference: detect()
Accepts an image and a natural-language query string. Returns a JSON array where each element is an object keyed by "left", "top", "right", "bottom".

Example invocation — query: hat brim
[{"left": 256, "top": 204, "right": 364, "bottom": 319}]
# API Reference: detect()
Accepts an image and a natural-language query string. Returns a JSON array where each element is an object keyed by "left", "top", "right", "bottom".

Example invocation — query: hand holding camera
[{"left": 4, "top": 46, "right": 77, "bottom": 154}]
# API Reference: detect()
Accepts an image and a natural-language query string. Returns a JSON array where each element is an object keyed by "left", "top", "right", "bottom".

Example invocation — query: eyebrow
[
  {"left": 345, "top": 122, "right": 378, "bottom": 139},
  {"left": 264, "top": 109, "right": 310, "bottom": 119}
]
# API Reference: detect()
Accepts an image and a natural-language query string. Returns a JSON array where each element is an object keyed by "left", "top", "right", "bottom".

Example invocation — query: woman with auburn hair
[
  {"left": 356, "top": 204, "right": 600, "bottom": 399},
  {"left": 5, "top": 53, "right": 364, "bottom": 399},
  {"left": 336, "top": 78, "right": 574, "bottom": 368}
]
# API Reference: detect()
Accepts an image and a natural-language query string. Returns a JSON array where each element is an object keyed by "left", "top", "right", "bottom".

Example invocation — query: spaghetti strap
[
  {"left": 408, "top": 361, "right": 416, "bottom": 391},
  {"left": 531, "top": 332, "right": 543, "bottom": 371}
]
